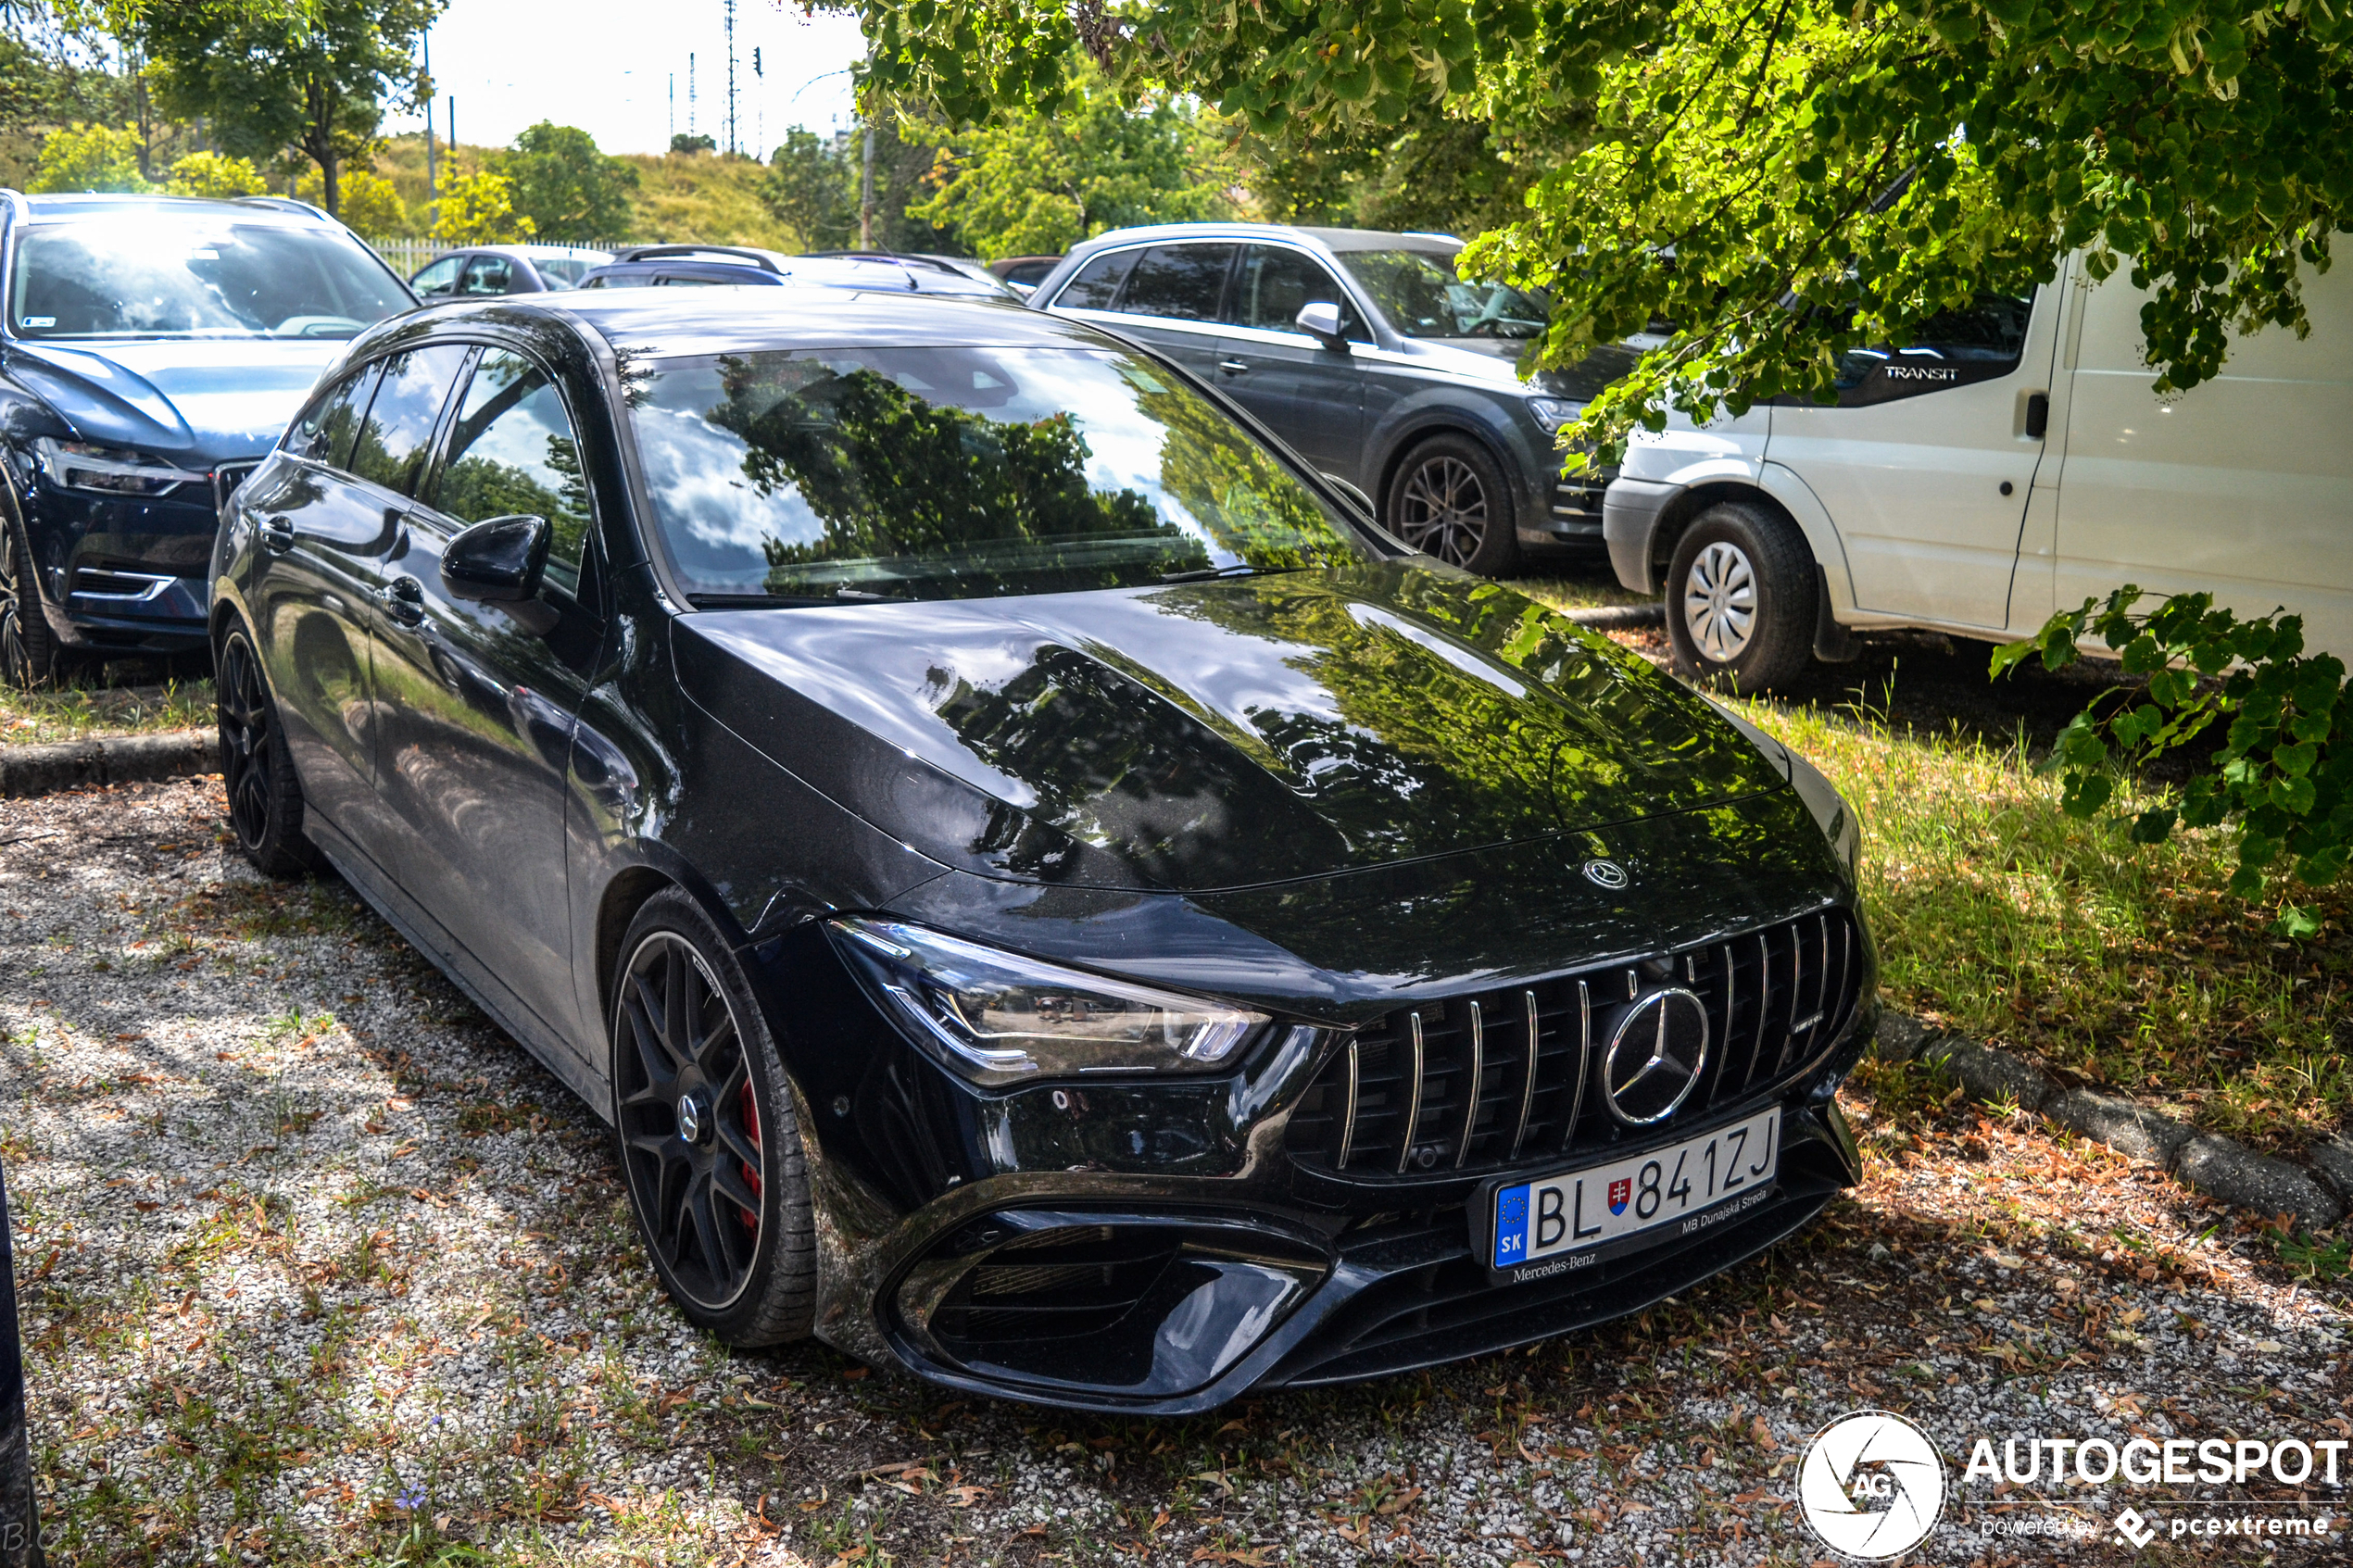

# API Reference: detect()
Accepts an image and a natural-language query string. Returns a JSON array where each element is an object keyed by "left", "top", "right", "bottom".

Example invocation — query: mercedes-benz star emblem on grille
[
  {"left": 1582, "top": 858, "right": 1629, "bottom": 889},
  {"left": 1600, "top": 986, "right": 1710, "bottom": 1125}
]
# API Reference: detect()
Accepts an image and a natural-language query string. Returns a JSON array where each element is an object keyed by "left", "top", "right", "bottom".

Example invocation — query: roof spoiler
[
  {"left": 612, "top": 244, "right": 783, "bottom": 272},
  {"left": 233, "top": 196, "right": 333, "bottom": 221}
]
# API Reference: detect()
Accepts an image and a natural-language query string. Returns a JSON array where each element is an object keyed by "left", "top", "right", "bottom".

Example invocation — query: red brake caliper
[{"left": 738, "top": 1081, "right": 762, "bottom": 1230}]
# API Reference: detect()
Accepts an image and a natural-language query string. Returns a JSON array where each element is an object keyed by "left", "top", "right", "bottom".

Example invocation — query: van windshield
[
  {"left": 10, "top": 217, "right": 412, "bottom": 340},
  {"left": 627, "top": 344, "right": 1368, "bottom": 604}
]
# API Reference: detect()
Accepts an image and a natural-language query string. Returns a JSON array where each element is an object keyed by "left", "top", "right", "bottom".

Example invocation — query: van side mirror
[
  {"left": 441, "top": 514, "right": 550, "bottom": 603},
  {"left": 1294, "top": 301, "right": 1350, "bottom": 351}
]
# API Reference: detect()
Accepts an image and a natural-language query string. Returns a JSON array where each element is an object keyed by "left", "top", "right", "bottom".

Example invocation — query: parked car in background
[
  {"left": 804, "top": 251, "right": 1024, "bottom": 300},
  {"left": 1029, "top": 223, "right": 1636, "bottom": 576},
  {"left": 1606, "top": 251, "right": 2353, "bottom": 688},
  {"left": 208, "top": 283, "right": 1870, "bottom": 1414},
  {"left": 0, "top": 190, "right": 414, "bottom": 686},
  {"left": 409, "top": 245, "right": 614, "bottom": 298},
  {"left": 987, "top": 254, "right": 1062, "bottom": 295},
  {"left": 578, "top": 246, "right": 1012, "bottom": 298}
]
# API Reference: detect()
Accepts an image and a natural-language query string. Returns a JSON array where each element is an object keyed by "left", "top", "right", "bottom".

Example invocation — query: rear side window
[
  {"left": 348, "top": 345, "right": 471, "bottom": 495},
  {"left": 1831, "top": 294, "right": 2034, "bottom": 406},
  {"left": 285, "top": 363, "right": 380, "bottom": 470},
  {"left": 1227, "top": 245, "right": 1366, "bottom": 342},
  {"left": 1114, "top": 244, "right": 1235, "bottom": 322},
  {"left": 1054, "top": 249, "right": 1139, "bottom": 310},
  {"left": 437, "top": 349, "right": 594, "bottom": 598},
  {"left": 411, "top": 255, "right": 462, "bottom": 295},
  {"left": 459, "top": 256, "right": 514, "bottom": 295}
]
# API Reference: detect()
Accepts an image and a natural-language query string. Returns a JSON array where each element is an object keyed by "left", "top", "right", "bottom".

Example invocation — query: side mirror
[
  {"left": 1294, "top": 301, "right": 1350, "bottom": 351},
  {"left": 440, "top": 513, "right": 550, "bottom": 604}
]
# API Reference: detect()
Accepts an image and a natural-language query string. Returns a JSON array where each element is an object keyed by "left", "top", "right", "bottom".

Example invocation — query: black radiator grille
[{"left": 1285, "top": 909, "right": 1861, "bottom": 1180}]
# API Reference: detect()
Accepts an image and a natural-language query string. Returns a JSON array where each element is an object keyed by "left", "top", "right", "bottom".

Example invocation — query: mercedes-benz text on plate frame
[{"left": 1491, "top": 1106, "right": 1780, "bottom": 1272}]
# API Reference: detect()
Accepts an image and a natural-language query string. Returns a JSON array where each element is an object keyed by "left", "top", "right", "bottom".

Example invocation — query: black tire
[
  {"left": 0, "top": 499, "right": 57, "bottom": 689},
  {"left": 1386, "top": 433, "right": 1520, "bottom": 576},
  {"left": 214, "top": 624, "right": 318, "bottom": 877},
  {"left": 610, "top": 889, "right": 815, "bottom": 1347},
  {"left": 1663, "top": 500, "right": 1817, "bottom": 694}
]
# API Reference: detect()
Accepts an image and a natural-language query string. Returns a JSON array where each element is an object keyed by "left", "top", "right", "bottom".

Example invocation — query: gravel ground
[{"left": 3, "top": 776, "right": 2347, "bottom": 1567}]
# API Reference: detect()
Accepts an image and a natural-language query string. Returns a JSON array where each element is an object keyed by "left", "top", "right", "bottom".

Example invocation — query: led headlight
[
  {"left": 34, "top": 438, "right": 204, "bottom": 497},
  {"left": 1525, "top": 396, "right": 1581, "bottom": 434},
  {"left": 830, "top": 918, "right": 1268, "bottom": 1087}
]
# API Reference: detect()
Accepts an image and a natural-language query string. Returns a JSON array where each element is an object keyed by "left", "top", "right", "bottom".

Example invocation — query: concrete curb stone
[
  {"left": 1562, "top": 603, "right": 1666, "bottom": 631},
  {"left": 0, "top": 729, "right": 218, "bottom": 797},
  {"left": 1872, "top": 1011, "right": 2347, "bottom": 1231}
]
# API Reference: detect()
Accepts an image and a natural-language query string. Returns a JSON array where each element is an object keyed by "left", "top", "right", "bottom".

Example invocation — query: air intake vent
[
  {"left": 926, "top": 1226, "right": 1178, "bottom": 1348},
  {"left": 1285, "top": 909, "right": 1861, "bottom": 1180}
]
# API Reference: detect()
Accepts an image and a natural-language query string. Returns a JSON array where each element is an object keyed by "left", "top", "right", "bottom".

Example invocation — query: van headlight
[
  {"left": 830, "top": 918, "right": 1268, "bottom": 1086},
  {"left": 35, "top": 438, "right": 204, "bottom": 497}
]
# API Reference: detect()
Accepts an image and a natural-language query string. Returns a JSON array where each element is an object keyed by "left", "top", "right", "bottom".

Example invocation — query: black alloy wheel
[
  {"left": 214, "top": 626, "right": 317, "bottom": 876},
  {"left": 0, "top": 506, "right": 56, "bottom": 690},
  {"left": 610, "top": 891, "right": 814, "bottom": 1345},
  {"left": 1662, "top": 499, "right": 1818, "bottom": 694},
  {"left": 1388, "top": 434, "right": 1519, "bottom": 576}
]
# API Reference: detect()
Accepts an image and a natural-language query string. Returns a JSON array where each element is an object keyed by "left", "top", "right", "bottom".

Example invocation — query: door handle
[
  {"left": 259, "top": 516, "right": 295, "bottom": 553},
  {"left": 378, "top": 576, "right": 426, "bottom": 625},
  {"left": 2024, "top": 391, "right": 2049, "bottom": 441},
  {"left": 1216, "top": 358, "right": 1250, "bottom": 374}
]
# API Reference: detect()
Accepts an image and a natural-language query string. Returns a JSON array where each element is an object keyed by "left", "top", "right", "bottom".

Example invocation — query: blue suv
[{"left": 0, "top": 191, "right": 414, "bottom": 685}]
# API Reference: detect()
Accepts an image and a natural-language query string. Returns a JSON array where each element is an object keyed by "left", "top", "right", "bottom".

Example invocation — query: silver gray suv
[{"left": 1028, "top": 223, "right": 1632, "bottom": 575}]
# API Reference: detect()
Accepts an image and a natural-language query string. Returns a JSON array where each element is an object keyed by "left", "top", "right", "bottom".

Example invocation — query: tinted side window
[
  {"left": 285, "top": 363, "right": 379, "bottom": 470},
  {"left": 436, "top": 349, "right": 594, "bottom": 598},
  {"left": 1832, "top": 293, "right": 2034, "bottom": 406},
  {"left": 1229, "top": 245, "right": 1365, "bottom": 341},
  {"left": 460, "top": 256, "right": 513, "bottom": 295},
  {"left": 1114, "top": 244, "right": 1235, "bottom": 321},
  {"left": 411, "top": 255, "right": 463, "bottom": 295},
  {"left": 348, "top": 345, "right": 471, "bottom": 495},
  {"left": 1055, "top": 249, "right": 1139, "bottom": 310}
]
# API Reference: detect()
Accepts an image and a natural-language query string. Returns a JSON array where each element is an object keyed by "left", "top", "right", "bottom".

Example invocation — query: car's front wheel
[
  {"left": 1663, "top": 501, "right": 1817, "bottom": 693},
  {"left": 1387, "top": 434, "right": 1519, "bottom": 576},
  {"left": 610, "top": 890, "right": 815, "bottom": 1347},
  {"left": 0, "top": 505, "right": 57, "bottom": 689},
  {"left": 215, "top": 625, "right": 318, "bottom": 876}
]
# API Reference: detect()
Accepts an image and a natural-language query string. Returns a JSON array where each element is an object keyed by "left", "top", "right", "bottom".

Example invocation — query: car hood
[
  {"left": 2, "top": 338, "right": 345, "bottom": 459},
  {"left": 676, "top": 560, "right": 1789, "bottom": 893},
  {"left": 1397, "top": 337, "right": 1642, "bottom": 404}
]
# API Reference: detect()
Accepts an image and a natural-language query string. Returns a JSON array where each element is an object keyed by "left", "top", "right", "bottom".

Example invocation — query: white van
[{"left": 1602, "top": 251, "right": 2353, "bottom": 688}]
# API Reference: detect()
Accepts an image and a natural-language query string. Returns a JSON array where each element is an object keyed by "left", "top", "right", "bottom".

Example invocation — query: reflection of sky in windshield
[{"left": 628, "top": 345, "right": 1351, "bottom": 596}]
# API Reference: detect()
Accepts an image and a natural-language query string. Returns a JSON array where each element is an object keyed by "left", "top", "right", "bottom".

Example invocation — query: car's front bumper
[
  {"left": 1603, "top": 476, "right": 1680, "bottom": 595},
  {"left": 750, "top": 839, "right": 1877, "bottom": 1413},
  {"left": 15, "top": 463, "right": 254, "bottom": 655}
]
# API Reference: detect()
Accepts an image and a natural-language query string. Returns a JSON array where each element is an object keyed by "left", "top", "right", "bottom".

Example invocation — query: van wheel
[
  {"left": 611, "top": 890, "right": 816, "bottom": 1347},
  {"left": 1664, "top": 501, "right": 1816, "bottom": 693},
  {"left": 1388, "top": 435, "right": 1519, "bottom": 576}
]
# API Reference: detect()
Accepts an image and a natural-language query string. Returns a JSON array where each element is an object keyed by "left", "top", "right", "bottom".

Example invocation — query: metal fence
[{"left": 363, "top": 237, "right": 633, "bottom": 276}]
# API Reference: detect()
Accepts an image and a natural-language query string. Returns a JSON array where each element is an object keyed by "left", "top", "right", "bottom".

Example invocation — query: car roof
[
  {"left": 411, "top": 286, "right": 1107, "bottom": 358},
  {"left": 11, "top": 192, "right": 336, "bottom": 228},
  {"left": 461, "top": 244, "right": 615, "bottom": 261},
  {"left": 1063, "top": 221, "right": 1462, "bottom": 256}
]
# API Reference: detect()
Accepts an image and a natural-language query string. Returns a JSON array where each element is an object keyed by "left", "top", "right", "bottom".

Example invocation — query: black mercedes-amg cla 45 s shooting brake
[{"left": 208, "top": 286, "right": 1874, "bottom": 1413}]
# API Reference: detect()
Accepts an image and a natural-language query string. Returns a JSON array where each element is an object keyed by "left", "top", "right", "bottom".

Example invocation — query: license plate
[{"left": 1488, "top": 1107, "right": 1780, "bottom": 1277}]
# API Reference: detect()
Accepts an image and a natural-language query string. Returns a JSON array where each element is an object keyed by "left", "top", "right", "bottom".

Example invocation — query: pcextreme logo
[{"left": 1796, "top": 1410, "right": 1948, "bottom": 1560}]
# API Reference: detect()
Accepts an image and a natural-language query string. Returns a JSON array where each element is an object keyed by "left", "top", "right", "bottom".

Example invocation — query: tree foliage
[
  {"left": 30, "top": 120, "right": 147, "bottom": 191},
  {"left": 760, "top": 126, "right": 859, "bottom": 250},
  {"left": 907, "top": 56, "right": 1239, "bottom": 258},
  {"left": 1994, "top": 589, "right": 2352, "bottom": 935},
  {"left": 296, "top": 163, "right": 402, "bottom": 232},
  {"left": 499, "top": 120, "right": 638, "bottom": 240},
  {"left": 429, "top": 168, "right": 534, "bottom": 245},
  {"left": 165, "top": 149, "right": 269, "bottom": 198},
  {"left": 851, "top": 0, "right": 2353, "bottom": 461},
  {"left": 139, "top": 0, "right": 438, "bottom": 219}
]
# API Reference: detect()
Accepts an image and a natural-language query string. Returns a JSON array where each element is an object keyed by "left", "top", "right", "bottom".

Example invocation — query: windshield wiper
[{"left": 1159, "top": 563, "right": 1298, "bottom": 584}]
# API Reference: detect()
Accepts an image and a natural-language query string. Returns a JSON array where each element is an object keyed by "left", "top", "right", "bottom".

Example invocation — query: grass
[
  {"left": 0, "top": 675, "right": 214, "bottom": 746},
  {"left": 1512, "top": 562, "right": 1657, "bottom": 613},
  {"left": 1737, "top": 684, "right": 2353, "bottom": 1156}
]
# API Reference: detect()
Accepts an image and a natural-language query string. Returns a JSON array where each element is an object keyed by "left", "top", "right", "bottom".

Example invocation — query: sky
[{"left": 404, "top": 0, "right": 869, "bottom": 158}]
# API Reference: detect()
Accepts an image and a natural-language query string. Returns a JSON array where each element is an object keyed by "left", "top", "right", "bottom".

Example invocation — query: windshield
[
  {"left": 627, "top": 344, "right": 1368, "bottom": 603},
  {"left": 1339, "top": 248, "right": 1550, "bottom": 339},
  {"left": 534, "top": 257, "right": 603, "bottom": 288},
  {"left": 9, "top": 218, "right": 412, "bottom": 341}
]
